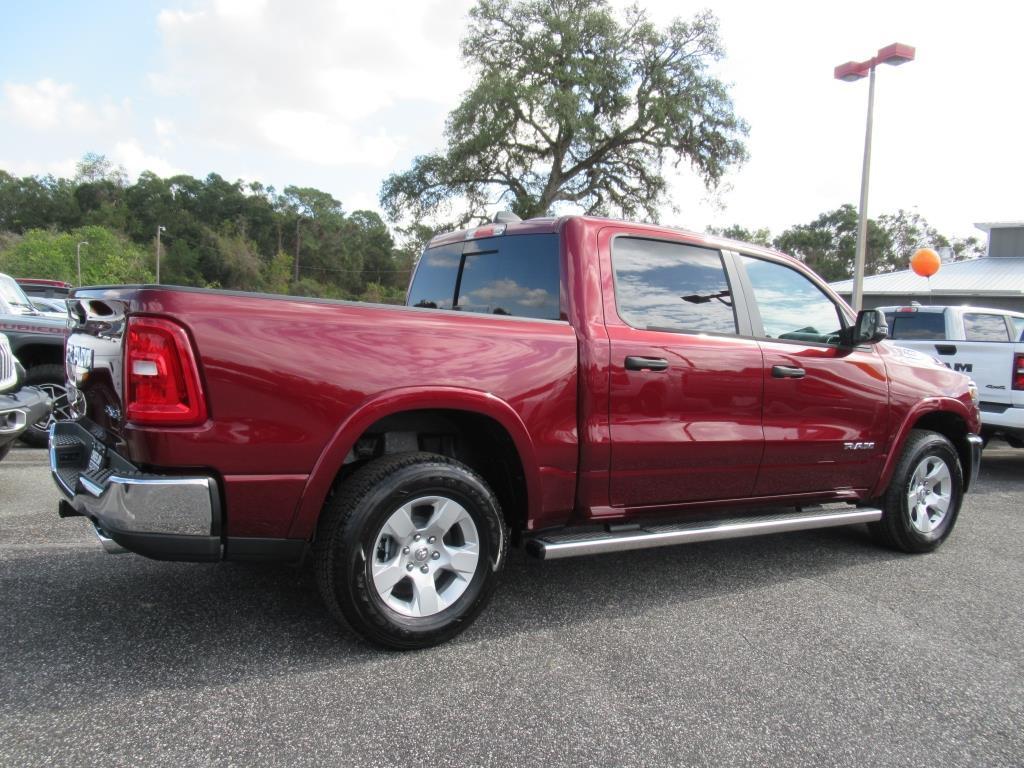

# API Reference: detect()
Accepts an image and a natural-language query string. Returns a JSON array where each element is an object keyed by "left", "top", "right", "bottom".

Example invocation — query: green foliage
[
  {"left": 0, "top": 157, "right": 408, "bottom": 303},
  {"left": 706, "top": 225, "right": 773, "bottom": 248},
  {"left": 773, "top": 205, "right": 892, "bottom": 282},
  {"left": 712, "top": 207, "right": 984, "bottom": 283},
  {"left": 380, "top": 0, "right": 748, "bottom": 226},
  {"left": 262, "top": 251, "right": 293, "bottom": 295},
  {"left": 0, "top": 226, "right": 154, "bottom": 285}
]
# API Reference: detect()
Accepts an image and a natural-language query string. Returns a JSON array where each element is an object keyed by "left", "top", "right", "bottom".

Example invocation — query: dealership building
[{"left": 830, "top": 221, "right": 1024, "bottom": 314}]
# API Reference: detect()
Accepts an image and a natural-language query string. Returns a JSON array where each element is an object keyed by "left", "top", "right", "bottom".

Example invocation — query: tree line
[
  {"left": 0, "top": 154, "right": 414, "bottom": 303},
  {"left": 707, "top": 206, "right": 986, "bottom": 283}
]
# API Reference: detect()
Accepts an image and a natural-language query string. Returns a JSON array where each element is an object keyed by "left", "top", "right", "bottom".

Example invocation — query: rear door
[
  {"left": 738, "top": 254, "right": 889, "bottom": 496},
  {"left": 603, "top": 229, "right": 764, "bottom": 508}
]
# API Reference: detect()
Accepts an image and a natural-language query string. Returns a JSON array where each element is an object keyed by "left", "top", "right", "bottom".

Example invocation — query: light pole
[
  {"left": 75, "top": 241, "right": 88, "bottom": 286},
  {"left": 156, "top": 225, "right": 166, "bottom": 284},
  {"left": 834, "top": 43, "right": 915, "bottom": 311}
]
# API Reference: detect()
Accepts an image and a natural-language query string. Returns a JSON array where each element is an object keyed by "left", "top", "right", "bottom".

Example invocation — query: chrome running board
[{"left": 525, "top": 506, "right": 882, "bottom": 560}]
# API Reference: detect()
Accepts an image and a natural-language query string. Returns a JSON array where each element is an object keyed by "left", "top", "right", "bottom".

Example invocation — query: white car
[{"left": 880, "top": 304, "right": 1024, "bottom": 447}]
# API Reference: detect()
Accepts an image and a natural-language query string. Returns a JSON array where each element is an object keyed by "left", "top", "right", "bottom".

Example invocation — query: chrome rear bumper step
[{"left": 525, "top": 506, "right": 883, "bottom": 560}]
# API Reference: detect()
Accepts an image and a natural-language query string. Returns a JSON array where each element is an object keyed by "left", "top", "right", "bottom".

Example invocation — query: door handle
[
  {"left": 772, "top": 365, "right": 806, "bottom": 379},
  {"left": 625, "top": 356, "right": 669, "bottom": 372}
]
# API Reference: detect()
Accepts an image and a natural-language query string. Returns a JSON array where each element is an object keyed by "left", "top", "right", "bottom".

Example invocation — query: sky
[{"left": 1, "top": 0, "right": 1021, "bottom": 242}]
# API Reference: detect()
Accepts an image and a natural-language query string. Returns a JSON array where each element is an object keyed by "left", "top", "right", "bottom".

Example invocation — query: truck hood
[{"left": 877, "top": 340, "right": 980, "bottom": 430}]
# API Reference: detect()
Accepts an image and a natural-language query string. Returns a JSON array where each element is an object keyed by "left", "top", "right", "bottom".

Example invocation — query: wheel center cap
[{"left": 414, "top": 547, "right": 429, "bottom": 562}]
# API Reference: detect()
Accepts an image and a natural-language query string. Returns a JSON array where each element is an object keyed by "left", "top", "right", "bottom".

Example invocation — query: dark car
[{"left": 0, "top": 334, "right": 51, "bottom": 462}]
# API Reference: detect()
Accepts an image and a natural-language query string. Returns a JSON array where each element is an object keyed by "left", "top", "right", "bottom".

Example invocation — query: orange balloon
[{"left": 910, "top": 248, "right": 941, "bottom": 278}]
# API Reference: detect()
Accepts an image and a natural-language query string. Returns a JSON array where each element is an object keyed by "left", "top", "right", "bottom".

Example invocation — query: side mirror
[{"left": 840, "top": 308, "right": 888, "bottom": 346}]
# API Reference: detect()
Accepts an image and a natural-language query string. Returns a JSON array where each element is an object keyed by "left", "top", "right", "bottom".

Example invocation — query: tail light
[
  {"left": 125, "top": 316, "right": 207, "bottom": 425},
  {"left": 1014, "top": 353, "right": 1024, "bottom": 392}
]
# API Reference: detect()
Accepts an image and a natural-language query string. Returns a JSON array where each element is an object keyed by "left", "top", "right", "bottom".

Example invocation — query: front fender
[
  {"left": 287, "top": 386, "right": 541, "bottom": 540},
  {"left": 871, "top": 396, "right": 979, "bottom": 498}
]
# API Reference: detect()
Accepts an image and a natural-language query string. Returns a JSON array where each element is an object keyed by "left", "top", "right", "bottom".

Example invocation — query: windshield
[{"left": 0, "top": 274, "right": 35, "bottom": 313}]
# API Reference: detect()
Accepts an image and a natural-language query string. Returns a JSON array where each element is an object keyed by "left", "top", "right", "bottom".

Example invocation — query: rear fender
[{"left": 287, "top": 386, "right": 541, "bottom": 539}]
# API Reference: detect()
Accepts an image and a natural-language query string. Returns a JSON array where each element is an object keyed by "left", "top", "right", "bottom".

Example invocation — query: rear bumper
[
  {"left": 48, "top": 420, "right": 222, "bottom": 561},
  {"left": 979, "top": 403, "right": 1024, "bottom": 441},
  {"left": 0, "top": 386, "right": 51, "bottom": 449}
]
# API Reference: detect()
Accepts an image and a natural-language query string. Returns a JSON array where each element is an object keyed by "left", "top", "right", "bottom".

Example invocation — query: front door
[{"left": 738, "top": 255, "right": 889, "bottom": 496}]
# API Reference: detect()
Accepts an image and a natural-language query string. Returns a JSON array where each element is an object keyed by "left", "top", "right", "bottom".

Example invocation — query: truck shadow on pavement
[{"left": 2, "top": 448, "right": 1017, "bottom": 707}]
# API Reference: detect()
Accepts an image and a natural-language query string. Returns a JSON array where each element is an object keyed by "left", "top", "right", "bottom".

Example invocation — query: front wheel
[
  {"left": 870, "top": 429, "right": 963, "bottom": 553},
  {"left": 315, "top": 452, "right": 508, "bottom": 650},
  {"left": 19, "top": 364, "right": 71, "bottom": 447}
]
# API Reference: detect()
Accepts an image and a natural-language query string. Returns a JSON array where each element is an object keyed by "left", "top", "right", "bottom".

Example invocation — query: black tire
[
  {"left": 315, "top": 452, "right": 508, "bottom": 650},
  {"left": 0, "top": 442, "right": 11, "bottom": 462},
  {"left": 18, "top": 364, "right": 66, "bottom": 447},
  {"left": 869, "top": 429, "right": 963, "bottom": 553}
]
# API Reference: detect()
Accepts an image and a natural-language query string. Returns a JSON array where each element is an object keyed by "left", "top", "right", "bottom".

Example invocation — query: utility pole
[
  {"left": 294, "top": 218, "right": 302, "bottom": 282},
  {"left": 76, "top": 241, "right": 88, "bottom": 286},
  {"left": 156, "top": 225, "right": 166, "bottom": 284}
]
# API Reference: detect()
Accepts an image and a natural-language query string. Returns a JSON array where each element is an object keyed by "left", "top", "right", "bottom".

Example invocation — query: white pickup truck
[{"left": 880, "top": 305, "right": 1024, "bottom": 447}]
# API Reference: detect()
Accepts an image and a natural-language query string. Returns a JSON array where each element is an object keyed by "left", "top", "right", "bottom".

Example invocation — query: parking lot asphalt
[{"left": 1, "top": 444, "right": 1022, "bottom": 768}]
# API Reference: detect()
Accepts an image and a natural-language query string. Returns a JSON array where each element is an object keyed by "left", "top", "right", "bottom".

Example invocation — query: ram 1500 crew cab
[{"left": 50, "top": 216, "right": 982, "bottom": 648}]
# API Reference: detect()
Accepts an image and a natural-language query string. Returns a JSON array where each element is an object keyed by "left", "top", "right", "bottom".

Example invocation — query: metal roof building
[{"left": 831, "top": 222, "right": 1024, "bottom": 313}]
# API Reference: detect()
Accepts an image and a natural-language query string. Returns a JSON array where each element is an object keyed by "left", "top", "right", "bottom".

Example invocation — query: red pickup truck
[{"left": 51, "top": 215, "right": 982, "bottom": 648}]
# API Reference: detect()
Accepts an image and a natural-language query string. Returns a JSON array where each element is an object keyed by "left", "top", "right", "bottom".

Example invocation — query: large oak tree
[{"left": 380, "top": 0, "right": 748, "bottom": 227}]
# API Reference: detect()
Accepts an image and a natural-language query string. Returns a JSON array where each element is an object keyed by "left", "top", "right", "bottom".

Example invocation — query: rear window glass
[
  {"left": 407, "top": 234, "right": 561, "bottom": 321},
  {"left": 964, "top": 313, "right": 1010, "bottom": 342},
  {"left": 886, "top": 311, "right": 946, "bottom": 339}
]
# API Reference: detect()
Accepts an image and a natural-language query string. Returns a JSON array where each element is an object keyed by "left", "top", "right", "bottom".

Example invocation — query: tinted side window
[
  {"left": 1012, "top": 317, "right": 1024, "bottom": 342},
  {"left": 612, "top": 238, "right": 737, "bottom": 334},
  {"left": 742, "top": 256, "right": 842, "bottom": 343},
  {"left": 408, "top": 243, "right": 461, "bottom": 309},
  {"left": 964, "top": 313, "right": 1010, "bottom": 342},
  {"left": 888, "top": 312, "right": 947, "bottom": 339},
  {"left": 407, "top": 234, "right": 561, "bottom": 321}
]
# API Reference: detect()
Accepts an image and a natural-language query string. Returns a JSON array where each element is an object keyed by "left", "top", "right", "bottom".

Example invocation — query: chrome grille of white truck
[{"left": 0, "top": 335, "right": 17, "bottom": 391}]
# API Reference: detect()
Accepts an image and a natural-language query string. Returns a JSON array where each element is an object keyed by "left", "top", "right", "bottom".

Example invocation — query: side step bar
[{"left": 525, "top": 506, "right": 883, "bottom": 560}]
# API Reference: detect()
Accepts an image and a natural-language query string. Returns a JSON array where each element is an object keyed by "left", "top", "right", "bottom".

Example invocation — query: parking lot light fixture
[{"left": 835, "top": 43, "right": 916, "bottom": 311}]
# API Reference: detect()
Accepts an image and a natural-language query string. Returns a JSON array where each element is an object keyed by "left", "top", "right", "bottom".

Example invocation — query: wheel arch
[
  {"left": 874, "top": 400, "right": 975, "bottom": 496},
  {"left": 9, "top": 340, "right": 63, "bottom": 370},
  {"left": 288, "top": 387, "right": 540, "bottom": 540}
]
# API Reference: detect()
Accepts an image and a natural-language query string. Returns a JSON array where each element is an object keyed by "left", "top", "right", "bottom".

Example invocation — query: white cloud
[
  {"left": 3, "top": 79, "right": 71, "bottom": 128},
  {"left": 111, "top": 140, "right": 178, "bottom": 178},
  {"left": 2, "top": 79, "right": 130, "bottom": 133},
  {"left": 468, "top": 279, "right": 553, "bottom": 308},
  {"left": 259, "top": 110, "right": 399, "bottom": 167},
  {"left": 149, "top": 0, "right": 473, "bottom": 172}
]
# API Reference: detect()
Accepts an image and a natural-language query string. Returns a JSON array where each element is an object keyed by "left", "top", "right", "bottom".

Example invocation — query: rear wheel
[
  {"left": 870, "top": 429, "right": 963, "bottom": 553},
  {"left": 315, "top": 452, "right": 507, "bottom": 649}
]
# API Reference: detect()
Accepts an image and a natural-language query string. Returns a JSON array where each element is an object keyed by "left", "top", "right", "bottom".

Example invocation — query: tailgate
[{"left": 64, "top": 295, "right": 132, "bottom": 445}]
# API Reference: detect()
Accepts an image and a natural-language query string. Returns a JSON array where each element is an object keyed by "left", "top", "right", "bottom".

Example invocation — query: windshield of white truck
[{"left": 0, "top": 274, "right": 36, "bottom": 314}]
